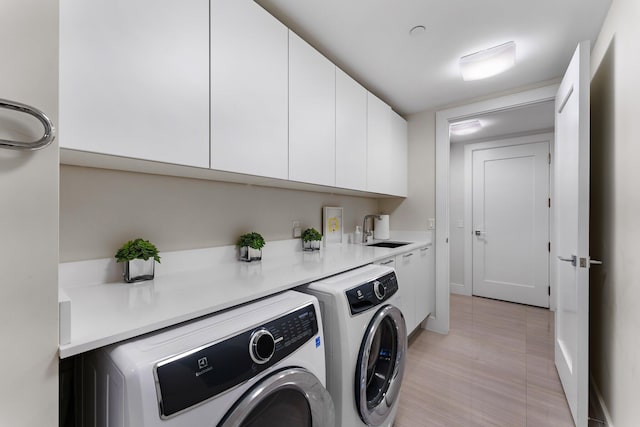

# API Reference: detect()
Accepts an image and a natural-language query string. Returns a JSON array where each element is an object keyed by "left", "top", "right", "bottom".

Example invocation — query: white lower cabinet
[
  {"left": 378, "top": 244, "right": 434, "bottom": 335},
  {"left": 60, "top": 0, "right": 210, "bottom": 167},
  {"left": 416, "top": 245, "right": 435, "bottom": 325},
  {"left": 396, "top": 250, "right": 419, "bottom": 332}
]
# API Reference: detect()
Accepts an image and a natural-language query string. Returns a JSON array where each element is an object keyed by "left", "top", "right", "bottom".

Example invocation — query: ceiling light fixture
[
  {"left": 409, "top": 25, "right": 426, "bottom": 37},
  {"left": 459, "top": 41, "right": 516, "bottom": 81},
  {"left": 450, "top": 119, "right": 483, "bottom": 136}
]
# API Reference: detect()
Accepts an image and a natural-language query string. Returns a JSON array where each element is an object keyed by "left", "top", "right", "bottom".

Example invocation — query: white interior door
[
  {"left": 472, "top": 141, "right": 550, "bottom": 307},
  {"left": 554, "top": 41, "right": 591, "bottom": 427}
]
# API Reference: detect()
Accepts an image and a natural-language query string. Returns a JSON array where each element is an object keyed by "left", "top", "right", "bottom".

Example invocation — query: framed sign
[{"left": 323, "top": 206, "right": 343, "bottom": 245}]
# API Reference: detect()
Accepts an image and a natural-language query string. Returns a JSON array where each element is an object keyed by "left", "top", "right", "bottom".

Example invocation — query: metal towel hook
[{"left": 0, "top": 98, "right": 55, "bottom": 150}]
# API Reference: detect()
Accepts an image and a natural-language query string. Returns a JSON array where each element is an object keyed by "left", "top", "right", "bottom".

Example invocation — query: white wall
[
  {"left": 0, "top": 0, "right": 59, "bottom": 425},
  {"left": 60, "top": 165, "right": 379, "bottom": 261},
  {"left": 449, "top": 143, "right": 465, "bottom": 290},
  {"left": 590, "top": 0, "right": 640, "bottom": 425}
]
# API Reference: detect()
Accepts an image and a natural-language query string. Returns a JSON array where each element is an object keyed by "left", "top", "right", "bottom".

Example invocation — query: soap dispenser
[{"left": 354, "top": 226, "right": 362, "bottom": 244}]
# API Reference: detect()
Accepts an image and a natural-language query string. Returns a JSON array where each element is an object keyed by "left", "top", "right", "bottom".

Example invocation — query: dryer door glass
[
  {"left": 355, "top": 305, "right": 407, "bottom": 426},
  {"left": 219, "top": 368, "right": 335, "bottom": 427}
]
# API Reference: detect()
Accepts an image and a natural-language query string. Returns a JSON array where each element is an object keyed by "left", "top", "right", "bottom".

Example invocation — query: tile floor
[{"left": 394, "top": 294, "right": 574, "bottom": 427}]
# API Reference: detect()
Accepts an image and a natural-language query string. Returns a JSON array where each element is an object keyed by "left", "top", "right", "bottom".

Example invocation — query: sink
[{"left": 367, "top": 241, "right": 411, "bottom": 248}]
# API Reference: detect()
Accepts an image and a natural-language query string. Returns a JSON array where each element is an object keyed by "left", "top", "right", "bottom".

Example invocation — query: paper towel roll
[{"left": 374, "top": 215, "right": 390, "bottom": 240}]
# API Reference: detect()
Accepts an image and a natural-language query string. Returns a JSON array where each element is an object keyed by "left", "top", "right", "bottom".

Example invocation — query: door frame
[
  {"left": 459, "top": 133, "right": 554, "bottom": 308},
  {"left": 433, "top": 84, "right": 558, "bottom": 334}
]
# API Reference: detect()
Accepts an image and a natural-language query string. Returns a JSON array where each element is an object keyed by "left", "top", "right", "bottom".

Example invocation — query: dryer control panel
[
  {"left": 345, "top": 271, "right": 399, "bottom": 315},
  {"left": 154, "top": 303, "right": 318, "bottom": 418}
]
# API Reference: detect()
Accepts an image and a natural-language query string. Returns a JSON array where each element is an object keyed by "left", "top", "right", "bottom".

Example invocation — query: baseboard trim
[
  {"left": 590, "top": 375, "right": 614, "bottom": 427},
  {"left": 450, "top": 282, "right": 470, "bottom": 295}
]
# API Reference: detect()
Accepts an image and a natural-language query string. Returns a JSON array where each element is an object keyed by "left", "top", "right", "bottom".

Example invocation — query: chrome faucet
[{"left": 362, "top": 215, "right": 382, "bottom": 243}]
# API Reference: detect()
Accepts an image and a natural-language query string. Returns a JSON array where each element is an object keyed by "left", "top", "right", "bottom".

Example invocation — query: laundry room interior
[{"left": 2, "top": 0, "right": 639, "bottom": 426}]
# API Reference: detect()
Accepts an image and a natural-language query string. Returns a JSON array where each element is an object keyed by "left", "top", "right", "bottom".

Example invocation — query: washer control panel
[
  {"left": 154, "top": 303, "right": 318, "bottom": 418},
  {"left": 345, "top": 271, "right": 399, "bottom": 315}
]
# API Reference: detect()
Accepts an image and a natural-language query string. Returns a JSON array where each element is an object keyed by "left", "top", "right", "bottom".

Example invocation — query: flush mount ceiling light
[
  {"left": 459, "top": 41, "right": 516, "bottom": 81},
  {"left": 450, "top": 119, "right": 483, "bottom": 136},
  {"left": 409, "top": 25, "right": 426, "bottom": 37}
]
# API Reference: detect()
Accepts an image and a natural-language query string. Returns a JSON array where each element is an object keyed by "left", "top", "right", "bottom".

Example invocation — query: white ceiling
[
  {"left": 255, "top": 0, "right": 611, "bottom": 115},
  {"left": 450, "top": 100, "right": 555, "bottom": 144}
]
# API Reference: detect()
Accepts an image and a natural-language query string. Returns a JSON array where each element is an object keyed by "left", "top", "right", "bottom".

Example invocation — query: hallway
[{"left": 395, "top": 294, "right": 573, "bottom": 426}]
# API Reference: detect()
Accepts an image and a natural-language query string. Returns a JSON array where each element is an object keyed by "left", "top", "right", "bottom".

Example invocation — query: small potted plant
[
  {"left": 115, "top": 238, "right": 161, "bottom": 283},
  {"left": 302, "top": 228, "right": 322, "bottom": 251},
  {"left": 237, "top": 232, "right": 266, "bottom": 262}
]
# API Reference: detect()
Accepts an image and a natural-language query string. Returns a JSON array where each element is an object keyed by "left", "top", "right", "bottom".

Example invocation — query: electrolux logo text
[{"left": 195, "top": 356, "right": 213, "bottom": 377}]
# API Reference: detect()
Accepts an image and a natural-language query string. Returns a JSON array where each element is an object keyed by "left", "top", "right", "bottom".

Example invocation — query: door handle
[
  {"left": 474, "top": 230, "right": 485, "bottom": 236},
  {"left": 589, "top": 259, "right": 603, "bottom": 265},
  {"left": 558, "top": 255, "right": 577, "bottom": 267}
]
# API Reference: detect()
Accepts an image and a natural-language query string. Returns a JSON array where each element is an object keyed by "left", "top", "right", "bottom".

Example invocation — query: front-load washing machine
[
  {"left": 79, "top": 290, "right": 334, "bottom": 427},
  {"left": 298, "top": 264, "right": 407, "bottom": 427}
]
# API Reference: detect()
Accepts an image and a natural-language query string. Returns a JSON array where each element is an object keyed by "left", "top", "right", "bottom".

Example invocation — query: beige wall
[
  {"left": 60, "top": 165, "right": 379, "bottom": 261},
  {"left": 0, "top": 0, "right": 59, "bottom": 425},
  {"left": 379, "top": 108, "right": 436, "bottom": 230},
  {"left": 590, "top": 0, "right": 640, "bottom": 425}
]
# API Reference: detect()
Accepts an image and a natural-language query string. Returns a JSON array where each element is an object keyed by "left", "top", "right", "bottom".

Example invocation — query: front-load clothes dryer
[
  {"left": 298, "top": 264, "right": 407, "bottom": 427},
  {"left": 80, "top": 290, "right": 335, "bottom": 427}
]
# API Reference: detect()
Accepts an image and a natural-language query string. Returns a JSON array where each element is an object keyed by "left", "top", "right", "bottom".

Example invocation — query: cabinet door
[
  {"left": 335, "top": 68, "right": 367, "bottom": 191},
  {"left": 366, "top": 93, "right": 392, "bottom": 194},
  {"left": 395, "top": 251, "right": 417, "bottom": 334},
  {"left": 390, "top": 111, "right": 408, "bottom": 197},
  {"left": 425, "top": 244, "right": 435, "bottom": 316},
  {"left": 211, "top": 0, "right": 288, "bottom": 179},
  {"left": 60, "top": 0, "right": 209, "bottom": 167},
  {"left": 289, "top": 31, "right": 336, "bottom": 186},
  {"left": 415, "top": 245, "right": 433, "bottom": 326}
]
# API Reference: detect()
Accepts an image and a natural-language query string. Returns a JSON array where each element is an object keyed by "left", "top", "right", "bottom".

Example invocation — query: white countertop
[{"left": 58, "top": 232, "right": 431, "bottom": 358}]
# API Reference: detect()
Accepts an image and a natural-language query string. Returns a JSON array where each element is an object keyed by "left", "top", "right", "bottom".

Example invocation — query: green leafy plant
[
  {"left": 302, "top": 228, "right": 322, "bottom": 242},
  {"left": 236, "top": 232, "right": 266, "bottom": 250},
  {"left": 115, "top": 238, "right": 161, "bottom": 263}
]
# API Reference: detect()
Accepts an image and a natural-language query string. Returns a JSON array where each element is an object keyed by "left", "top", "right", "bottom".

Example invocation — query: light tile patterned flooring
[{"left": 394, "top": 294, "right": 574, "bottom": 427}]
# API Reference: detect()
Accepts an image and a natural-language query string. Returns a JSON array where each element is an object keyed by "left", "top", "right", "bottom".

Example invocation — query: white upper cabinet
[
  {"left": 335, "top": 68, "right": 368, "bottom": 191},
  {"left": 211, "top": 0, "right": 288, "bottom": 179},
  {"left": 390, "top": 110, "right": 408, "bottom": 197},
  {"left": 59, "top": 0, "right": 209, "bottom": 167},
  {"left": 288, "top": 31, "right": 336, "bottom": 187},
  {"left": 366, "top": 93, "right": 407, "bottom": 196},
  {"left": 366, "top": 93, "right": 392, "bottom": 194}
]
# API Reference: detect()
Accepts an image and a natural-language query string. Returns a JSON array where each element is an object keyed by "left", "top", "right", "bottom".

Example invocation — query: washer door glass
[
  {"left": 355, "top": 304, "right": 407, "bottom": 426},
  {"left": 242, "top": 388, "right": 310, "bottom": 427},
  {"left": 219, "top": 368, "right": 334, "bottom": 427}
]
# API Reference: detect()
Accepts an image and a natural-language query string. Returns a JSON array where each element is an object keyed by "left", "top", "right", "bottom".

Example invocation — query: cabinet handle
[
  {"left": 0, "top": 98, "right": 55, "bottom": 151},
  {"left": 403, "top": 253, "right": 414, "bottom": 258},
  {"left": 380, "top": 260, "right": 394, "bottom": 265},
  {"left": 420, "top": 247, "right": 430, "bottom": 252}
]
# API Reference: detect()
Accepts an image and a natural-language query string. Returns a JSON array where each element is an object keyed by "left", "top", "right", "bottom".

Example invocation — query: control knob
[
  {"left": 373, "top": 280, "right": 386, "bottom": 300},
  {"left": 249, "top": 329, "right": 275, "bottom": 364}
]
